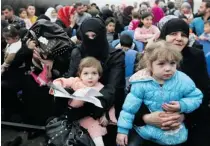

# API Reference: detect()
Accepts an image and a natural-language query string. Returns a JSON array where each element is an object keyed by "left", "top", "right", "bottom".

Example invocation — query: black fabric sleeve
[
  {"left": 56, "top": 20, "right": 73, "bottom": 38},
  {"left": 63, "top": 47, "right": 81, "bottom": 78},
  {"left": 133, "top": 103, "right": 150, "bottom": 126},
  {"left": 184, "top": 50, "right": 210, "bottom": 126}
]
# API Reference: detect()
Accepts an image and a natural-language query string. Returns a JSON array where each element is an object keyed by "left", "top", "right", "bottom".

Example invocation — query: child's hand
[
  {"left": 99, "top": 114, "right": 109, "bottom": 127},
  {"left": 116, "top": 133, "right": 128, "bottom": 146},
  {"left": 162, "top": 101, "right": 180, "bottom": 112},
  {"left": 199, "top": 36, "right": 208, "bottom": 40},
  {"left": 49, "top": 88, "right": 54, "bottom": 95},
  {"left": 69, "top": 100, "right": 84, "bottom": 108}
]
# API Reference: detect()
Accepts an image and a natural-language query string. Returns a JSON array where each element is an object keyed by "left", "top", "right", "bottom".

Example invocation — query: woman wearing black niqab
[
  {"left": 79, "top": 17, "right": 109, "bottom": 62},
  {"left": 66, "top": 17, "right": 126, "bottom": 146}
]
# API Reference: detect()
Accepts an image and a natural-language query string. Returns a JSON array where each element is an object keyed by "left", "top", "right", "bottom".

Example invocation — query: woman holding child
[
  {"left": 119, "top": 18, "right": 210, "bottom": 146},
  {"left": 60, "top": 17, "right": 125, "bottom": 146}
]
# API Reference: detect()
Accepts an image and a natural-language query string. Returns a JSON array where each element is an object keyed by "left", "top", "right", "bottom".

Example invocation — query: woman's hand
[
  {"left": 116, "top": 133, "right": 128, "bottom": 146},
  {"left": 33, "top": 48, "right": 53, "bottom": 79},
  {"left": 69, "top": 14, "right": 76, "bottom": 28},
  {"left": 27, "top": 39, "right": 37, "bottom": 50},
  {"left": 99, "top": 114, "right": 109, "bottom": 127},
  {"left": 143, "top": 111, "right": 184, "bottom": 130}
]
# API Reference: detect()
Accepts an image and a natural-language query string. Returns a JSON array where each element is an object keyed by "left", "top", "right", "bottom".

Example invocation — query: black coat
[
  {"left": 55, "top": 19, "right": 73, "bottom": 38},
  {"left": 66, "top": 47, "right": 126, "bottom": 119},
  {"left": 180, "top": 47, "right": 210, "bottom": 125}
]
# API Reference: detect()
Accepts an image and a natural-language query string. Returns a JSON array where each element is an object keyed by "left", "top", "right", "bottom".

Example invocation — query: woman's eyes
[
  {"left": 170, "top": 62, "right": 176, "bottom": 65},
  {"left": 158, "top": 63, "right": 164, "bottom": 65},
  {"left": 170, "top": 33, "right": 177, "bottom": 36},
  {"left": 170, "top": 32, "right": 187, "bottom": 37},
  {"left": 181, "top": 33, "right": 187, "bottom": 37}
]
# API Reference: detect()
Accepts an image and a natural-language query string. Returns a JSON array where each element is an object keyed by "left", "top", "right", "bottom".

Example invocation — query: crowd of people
[{"left": 1, "top": 0, "right": 210, "bottom": 146}]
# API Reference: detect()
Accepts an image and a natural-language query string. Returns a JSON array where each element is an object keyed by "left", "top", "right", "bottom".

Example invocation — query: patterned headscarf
[{"left": 57, "top": 6, "right": 75, "bottom": 27}]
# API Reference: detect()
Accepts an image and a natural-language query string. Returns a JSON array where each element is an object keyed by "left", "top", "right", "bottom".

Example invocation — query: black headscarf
[
  {"left": 101, "top": 9, "right": 114, "bottom": 21},
  {"left": 122, "top": 6, "right": 134, "bottom": 26},
  {"left": 160, "top": 18, "right": 189, "bottom": 40},
  {"left": 80, "top": 17, "right": 109, "bottom": 62}
]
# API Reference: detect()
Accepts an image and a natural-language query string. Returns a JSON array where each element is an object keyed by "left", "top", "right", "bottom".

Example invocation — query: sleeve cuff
[
  {"left": 117, "top": 127, "right": 129, "bottom": 135},
  {"left": 179, "top": 100, "right": 187, "bottom": 113}
]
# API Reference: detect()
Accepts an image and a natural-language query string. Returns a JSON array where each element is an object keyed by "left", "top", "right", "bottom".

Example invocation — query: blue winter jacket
[{"left": 117, "top": 70, "right": 203, "bottom": 145}]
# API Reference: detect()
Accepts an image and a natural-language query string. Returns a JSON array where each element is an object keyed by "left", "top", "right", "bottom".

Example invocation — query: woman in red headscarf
[{"left": 56, "top": 6, "right": 76, "bottom": 37}]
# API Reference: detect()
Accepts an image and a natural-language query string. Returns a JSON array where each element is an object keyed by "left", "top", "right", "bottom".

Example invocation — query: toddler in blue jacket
[{"left": 117, "top": 40, "right": 203, "bottom": 146}]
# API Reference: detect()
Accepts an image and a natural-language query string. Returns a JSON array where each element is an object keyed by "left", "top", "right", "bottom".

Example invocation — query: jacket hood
[{"left": 129, "top": 69, "right": 153, "bottom": 83}]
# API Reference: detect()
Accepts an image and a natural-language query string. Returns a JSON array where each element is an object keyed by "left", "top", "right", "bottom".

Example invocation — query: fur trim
[{"left": 129, "top": 68, "right": 153, "bottom": 83}]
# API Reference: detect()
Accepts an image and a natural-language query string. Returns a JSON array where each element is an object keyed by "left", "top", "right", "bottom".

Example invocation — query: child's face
[
  {"left": 151, "top": 59, "right": 177, "bottom": 84},
  {"left": 4, "top": 37, "right": 17, "bottom": 45},
  {"left": 106, "top": 22, "right": 115, "bottom": 33},
  {"left": 80, "top": 67, "right": 100, "bottom": 87},
  {"left": 141, "top": 16, "right": 153, "bottom": 28},
  {"left": 204, "top": 24, "right": 210, "bottom": 33},
  {"left": 20, "top": 10, "right": 27, "bottom": 19},
  {"left": 27, "top": 6, "right": 36, "bottom": 16}
]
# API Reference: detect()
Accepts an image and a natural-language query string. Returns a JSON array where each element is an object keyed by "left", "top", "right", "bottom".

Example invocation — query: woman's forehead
[{"left": 168, "top": 31, "right": 187, "bottom": 35}]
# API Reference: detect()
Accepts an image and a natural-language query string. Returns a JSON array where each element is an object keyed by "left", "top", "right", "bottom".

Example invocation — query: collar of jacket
[{"left": 129, "top": 69, "right": 177, "bottom": 84}]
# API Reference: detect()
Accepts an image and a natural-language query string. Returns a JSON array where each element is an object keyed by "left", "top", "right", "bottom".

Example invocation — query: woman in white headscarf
[{"left": 45, "top": 7, "right": 57, "bottom": 22}]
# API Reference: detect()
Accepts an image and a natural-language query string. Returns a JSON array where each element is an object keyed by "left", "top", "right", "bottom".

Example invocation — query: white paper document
[{"left": 50, "top": 83, "right": 103, "bottom": 108}]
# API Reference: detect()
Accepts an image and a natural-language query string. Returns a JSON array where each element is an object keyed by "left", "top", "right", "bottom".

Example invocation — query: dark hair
[
  {"left": 111, "top": 4, "right": 115, "bottom": 8},
  {"left": 1, "top": 20, "right": 9, "bottom": 29},
  {"left": 2, "top": 5, "right": 13, "bottom": 11},
  {"left": 91, "top": 3, "right": 97, "bottom": 6},
  {"left": 2, "top": 24, "right": 20, "bottom": 38},
  {"left": 105, "top": 17, "right": 116, "bottom": 26},
  {"left": 155, "top": 0, "right": 160, "bottom": 5},
  {"left": 120, "top": 34, "right": 133, "bottom": 48},
  {"left": 132, "top": 11, "right": 140, "bottom": 19},
  {"left": 76, "top": 29, "right": 82, "bottom": 41},
  {"left": 19, "top": 8, "right": 26, "bottom": 14},
  {"left": 139, "top": 12, "right": 153, "bottom": 27},
  {"left": 168, "top": 2, "right": 175, "bottom": 9},
  {"left": 203, "top": 0, "right": 210, "bottom": 8},
  {"left": 74, "top": 3, "right": 83, "bottom": 8},
  {"left": 54, "top": 4, "right": 59, "bottom": 8},
  {"left": 139, "top": 2, "right": 149, "bottom": 8},
  {"left": 26, "top": 4, "right": 35, "bottom": 9}
]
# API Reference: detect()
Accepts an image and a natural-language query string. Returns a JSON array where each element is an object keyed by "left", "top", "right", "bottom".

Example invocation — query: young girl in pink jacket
[
  {"left": 50, "top": 57, "right": 117, "bottom": 146},
  {"left": 134, "top": 12, "right": 160, "bottom": 43}
]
